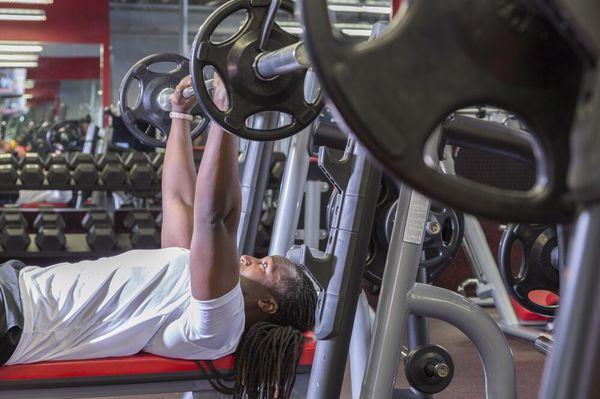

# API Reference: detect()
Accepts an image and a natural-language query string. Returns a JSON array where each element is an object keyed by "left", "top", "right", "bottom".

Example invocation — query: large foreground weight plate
[
  {"left": 299, "top": 0, "right": 584, "bottom": 222},
  {"left": 190, "top": 0, "right": 323, "bottom": 141},
  {"left": 498, "top": 223, "right": 560, "bottom": 316},
  {"left": 119, "top": 53, "right": 209, "bottom": 148}
]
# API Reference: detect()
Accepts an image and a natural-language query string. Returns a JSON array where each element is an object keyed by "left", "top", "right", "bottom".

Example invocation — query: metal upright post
[
  {"left": 361, "top": 184, "right": 430, "bottom": 399},
  {"left": 540, "top": 61, "right": 600, "bottom": 399},
  {"left": 269, "top": 71, "right": 320, "bottom": 256},
  {"left": 349, "top": 292, "right": 374, "bottom": 399},
  {"left": 237, "top": 113, "right": 278, "bottom": 254},
  {"left": 303, "top": 181, "right": 322, "bottom": 249},
  {"left": 179, "top": 0, "right": 189, "bottom": 56}
]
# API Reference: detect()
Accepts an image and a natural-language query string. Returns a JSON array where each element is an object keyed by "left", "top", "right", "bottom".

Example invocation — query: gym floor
[{"left": 93, "top": 310, "right": 545, "bottom": 399}]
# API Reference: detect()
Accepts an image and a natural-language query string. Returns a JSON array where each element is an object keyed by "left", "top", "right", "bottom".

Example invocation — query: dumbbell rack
[
  {"left": 0, "top": 152, "right": 164, "bottom": 192},
  {"left": 0, "top": 208, "right": 162, "bottom": 264}
]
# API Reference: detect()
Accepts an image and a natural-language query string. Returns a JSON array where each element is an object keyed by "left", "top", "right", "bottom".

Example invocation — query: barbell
[{"left": 119, "top": 0, "right": 320, "bottom": 147}]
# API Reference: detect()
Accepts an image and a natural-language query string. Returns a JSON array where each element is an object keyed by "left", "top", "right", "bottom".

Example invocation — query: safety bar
[{"left": 314, "top": 122, "right": 347, "bottom": 151}]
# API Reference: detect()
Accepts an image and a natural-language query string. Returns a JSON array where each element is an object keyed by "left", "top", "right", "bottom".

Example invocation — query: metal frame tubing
[
  {"left": 179, "top": 0, "right": 189, "bottom": 56},
  {"left": 540, "top": 204, "right": 600, "bottom": 399},
  {"left": 361, "top": 182, "right": 516, "bottom": 399},
  {"left": 441, "top": 149, "right": 543, "bottom": 342},
  {"left": 268, "top": 71, "right": 319, "bottom": 255},
  {"left": 407, "top": 284, "right": 517, "bottom": 398},
  {"left": 303, "top": 180, "right": 322, "bottom": 249},
  {"left": 236, "top": 113, "right": 278, "bottom": 254},
  {"left": 349, "top": 292, "right": 375, "bottom": 399},
  {"left": 306, "top": 143, "right": 383, "bottom": 399}
]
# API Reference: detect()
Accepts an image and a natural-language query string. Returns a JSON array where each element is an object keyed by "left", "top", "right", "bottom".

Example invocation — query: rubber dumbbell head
[
  {"left": 69, "top": 153, "right": 98, "bottom": 185},
  {"left": 82, "top": 210, "right": 117, "bottom": 251},
  {"left": 0, "top": 211, "right": 30, "bottom": 251},
  {"left": 20, "top": 163, "right": 44, "bottom": 185},
  {"left": 124, "top": 210, "right": 160, "bottom": 249},
  {"left": 33, "top": 212, "right": 66, "bottom": 251},
  {"left": 0, "top": 164, "right": 18, "bottom": 185},
  {"left": 46, "top": 154, "right": 71, "bottom": 186},
  {"left": 97, "top": 153, "right": 127, "bottom": 186}
]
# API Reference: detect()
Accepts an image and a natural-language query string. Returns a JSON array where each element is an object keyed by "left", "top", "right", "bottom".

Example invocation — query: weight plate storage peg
[
  {"left": 190, "top": 0, "right": 323, "bottom": 142},
  {"left": 119, "top": 53, "right": 209, "bottom": 148}
]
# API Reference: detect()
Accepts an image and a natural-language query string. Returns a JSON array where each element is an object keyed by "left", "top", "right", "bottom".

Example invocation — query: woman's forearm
[
  {"left": 194, "top": 122, "right": 241, "bottom": 225},
  {"left": 162, "top": 119, "right": 197, "bottom": 206}
]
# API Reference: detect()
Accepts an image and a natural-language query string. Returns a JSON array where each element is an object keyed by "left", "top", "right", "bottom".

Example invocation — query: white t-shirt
[{"left": 5, "top": 247, "right": 245, "bottom": 365}]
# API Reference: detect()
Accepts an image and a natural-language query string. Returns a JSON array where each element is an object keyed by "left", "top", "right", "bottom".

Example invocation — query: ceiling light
[
  {"left": 341, "top": 28, "right": 373, "bottom": 37},
  {"left": 329, "top": 5, "right": 390, "bottom": 14},
  {"left": 0, "top": 42, "right": 43, "bottom": 52},
  {"left": 22, "top": 93, "right": 33, "bottom": 100},
  {"left": 0, "top": 61, "right": 38, "bottom": 67},
  {"left": 0, "top": 8, "right": 46, "bottom": 21},
  {"left": 0, "top": 0, "right": 53, "bottom": 4},
  {"left": 0, "top": 54, "right": 38, "bottom": 61},
  {"left": 24, "top": 79, "right": 34, "bottom": 89}
]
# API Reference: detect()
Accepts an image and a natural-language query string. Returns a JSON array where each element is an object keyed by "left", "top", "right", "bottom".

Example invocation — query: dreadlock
[{"left": 202, "top": 255, "right": 315, "bottom": 399}]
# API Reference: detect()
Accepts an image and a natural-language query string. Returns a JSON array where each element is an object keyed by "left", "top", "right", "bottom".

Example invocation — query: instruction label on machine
[{"left": 403, "top": 191, "right": 430, "bottom": 245}]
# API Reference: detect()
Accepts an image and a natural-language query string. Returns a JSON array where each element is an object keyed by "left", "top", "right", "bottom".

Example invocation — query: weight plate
[
  {"left": 404, "top": 344, "right": 454, "bottom": 395},
  {"left": 299, "top": 0, "right": 583, "bottom": 222},
  {"left": 190, "top": 0, "right": 323, "bottom": 141},
  {"left": 119, "top": 53, "right": 209, "bottom": 148},
  {"left": 498, "top": 223, "right": 560, "bottom": 316},
  {"left": 46, "top": 120, "right": 83, "bottom": 152}
]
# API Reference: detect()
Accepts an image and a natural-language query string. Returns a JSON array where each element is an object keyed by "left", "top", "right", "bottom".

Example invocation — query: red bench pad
[{"left": 0, "top": 337, "right": 315, "bottom": 381}]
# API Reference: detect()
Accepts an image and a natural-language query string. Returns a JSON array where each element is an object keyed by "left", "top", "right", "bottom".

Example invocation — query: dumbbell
[
  {"left": 0, "top": 154, "right": 19, "bottom": 185},
  {"left": 69, "top": 153, "right": 98, "bottom": 185},
  {"left": 97, "top": 153, "right": 127, "bottom": 186},
  {"left": 122, "top": 152, "right": 156, "bottom": 186},
  {"left": 151, "top": 153, "right": 164, "bottom": 183},
  {"left": 33, "top": 212, "right": 66, "bottom": 251},
  {"left": 19, "top": 153, "right": 44, "bottom": 185},
  {"left": 124, "top": 210, "right": 160, "bottom": 249},
  {"left": 82, "top": 210, "right": 117, "bottom": 251},
  {"left": 46, "top": 153, "right": 72, "bottom": 186},
  {"left": 0, "top": 211, "right": 31, "bottom": 251}
]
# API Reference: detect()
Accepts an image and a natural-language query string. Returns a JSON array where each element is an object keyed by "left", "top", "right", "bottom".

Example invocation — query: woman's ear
[{"left": 258, "top": 296, "right": 278, "bottom": 315}]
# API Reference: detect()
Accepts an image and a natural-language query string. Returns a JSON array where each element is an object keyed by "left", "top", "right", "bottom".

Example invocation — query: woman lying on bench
[{"left": 0, "top": 75, "right": 317, "bottom": 399}]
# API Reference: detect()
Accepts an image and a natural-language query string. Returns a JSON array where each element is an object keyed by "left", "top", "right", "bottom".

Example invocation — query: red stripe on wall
[
  {"left": 27, "top": 58, "right": 101, "bottom": 81},
  {"left": 0, "top": 0, "right": 110, "bottom": 106}
]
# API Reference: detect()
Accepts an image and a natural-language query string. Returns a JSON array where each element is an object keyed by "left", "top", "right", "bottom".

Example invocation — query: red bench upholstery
[{"left": 0, "top": 337, "right": 315, "bottom": 383}]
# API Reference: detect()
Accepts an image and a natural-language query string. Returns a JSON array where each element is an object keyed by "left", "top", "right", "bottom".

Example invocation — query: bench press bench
[{"left": 0, "top": 337, "right": 316, "bottom": 398}]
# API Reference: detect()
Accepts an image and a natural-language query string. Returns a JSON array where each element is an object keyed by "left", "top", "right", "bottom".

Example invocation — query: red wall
[
  {"left": 28, "top": 58, "right": 100, "bottom": 81},
  {"left": 0, "top": 0, "right": 110, "bottom": 105}
]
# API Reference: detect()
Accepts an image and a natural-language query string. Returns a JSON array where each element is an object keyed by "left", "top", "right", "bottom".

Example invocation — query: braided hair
[{"left": 234, "top": 255, "right": 317, "bottom": 399}]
